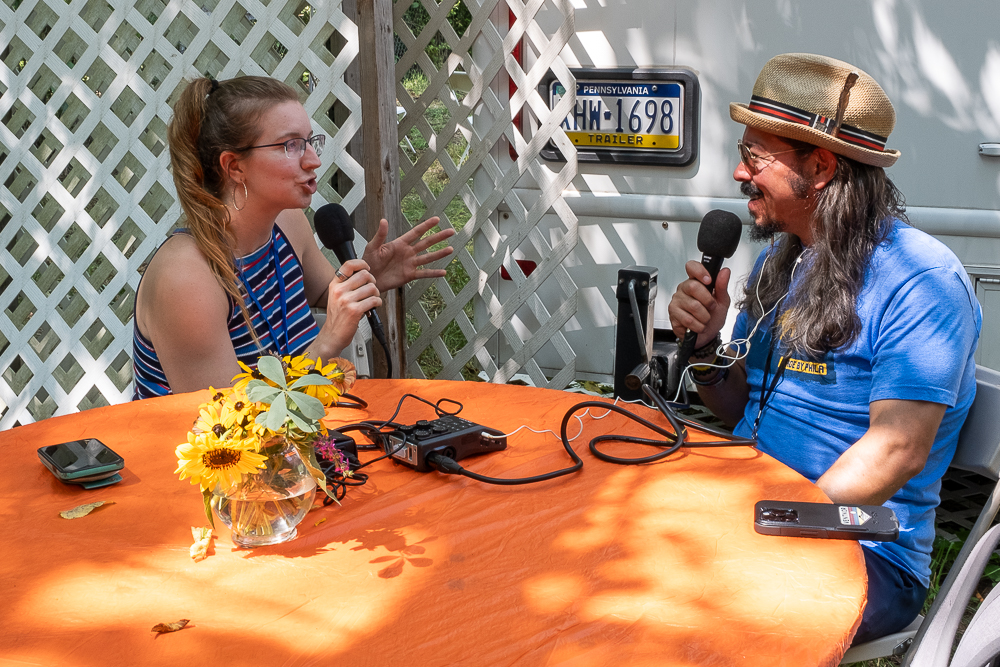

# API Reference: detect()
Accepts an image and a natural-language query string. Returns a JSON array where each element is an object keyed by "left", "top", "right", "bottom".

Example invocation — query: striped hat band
[{"left": 747, "top": 95, "right": 888, "bottom": 152}]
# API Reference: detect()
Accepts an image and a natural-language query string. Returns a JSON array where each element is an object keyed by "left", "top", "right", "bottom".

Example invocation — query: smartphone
[
  {"left": 754, "top": 500, "right": 899, "bottom": 541},
  {"left": 37, "top": 439, "right": 124, "bottom": 489}
]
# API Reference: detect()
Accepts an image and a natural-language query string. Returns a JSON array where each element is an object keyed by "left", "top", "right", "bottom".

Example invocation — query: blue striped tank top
[{"left": 132, "top": 225, "right": 319, "bottom": 399}]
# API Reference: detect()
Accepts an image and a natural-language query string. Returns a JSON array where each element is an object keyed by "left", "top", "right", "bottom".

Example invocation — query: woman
[{"left": 132, "top": 76, "right": 453, "bottom": 398}]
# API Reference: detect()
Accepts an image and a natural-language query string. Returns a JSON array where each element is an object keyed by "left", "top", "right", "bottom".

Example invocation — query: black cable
[
  {"left": 316, "top": 394, "right": 467, "bottom": 504},
  {"left": 335, "top": 393, "right": 368, "bottom": 410},
  {"left": 327, "top": 385, "right": 754, "bottom": 491},
  {"left": 428, "top": 382, "right": 755, "bottom": 479},
  {"left": 425, "top": 404, "right": 584, "bottom": 484},
  {"left": 321, "top": 469, "right": 370, "bottom": 505},
  {"left": 584, "top": 388, "right": 687, "bottom": 465},
  {"left": 586, "top": 384, "right": 755, "bottom": 463},
  {"left": 373, "top": 329, "right": 393, "bottom": 379},
  {"left": 375, "top": 393, "right": 464, "bottom": 429}
]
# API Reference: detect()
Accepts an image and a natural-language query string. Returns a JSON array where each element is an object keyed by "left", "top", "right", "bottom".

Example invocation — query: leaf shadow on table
[{"left": 0, "top": 386, "right": 863, "bottom": 667}]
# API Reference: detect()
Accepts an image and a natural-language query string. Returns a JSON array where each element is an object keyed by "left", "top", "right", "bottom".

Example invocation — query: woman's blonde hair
[{"left": 167, "top": 76, "right": 301, "bottom": 342}]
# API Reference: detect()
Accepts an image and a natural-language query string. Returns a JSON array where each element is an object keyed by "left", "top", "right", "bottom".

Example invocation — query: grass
[{"left": 400, "top": 70, "right": 480, "bottom": 381}]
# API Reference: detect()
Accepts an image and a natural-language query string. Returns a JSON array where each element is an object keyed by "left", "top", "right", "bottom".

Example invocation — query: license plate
[{"left": 550, "top": 80, "right": 684, "bottom": 151}]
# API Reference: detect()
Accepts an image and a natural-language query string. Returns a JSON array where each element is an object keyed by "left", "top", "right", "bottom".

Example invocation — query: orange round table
[{"left": 0, "top": 380, "right": 865, "bottom": 666}]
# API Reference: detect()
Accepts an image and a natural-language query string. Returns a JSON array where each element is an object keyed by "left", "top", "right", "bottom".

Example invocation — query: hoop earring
[{"left": 232, "top": 182, "right": 248, "bottom": 211}]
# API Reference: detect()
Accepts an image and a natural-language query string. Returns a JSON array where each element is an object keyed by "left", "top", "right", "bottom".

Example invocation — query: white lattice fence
[
  {"left": 0, "top": 0, "right": 363, "bottom": 428},
  {"left": 396, "top": 0, "right": 579, "bottom": 388}
]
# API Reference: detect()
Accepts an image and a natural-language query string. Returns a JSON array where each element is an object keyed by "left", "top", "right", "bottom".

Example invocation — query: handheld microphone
[
  {"left": 313, "top": 203, "right": 391, "bottom": 374},
  {"left": 675, "top": 209, "right": 743, "bottom": 371}
]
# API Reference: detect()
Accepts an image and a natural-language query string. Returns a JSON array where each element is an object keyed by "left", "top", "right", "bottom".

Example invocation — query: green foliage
[
  {"left": 399, "top": 0, "right": 473, "bottom": 69},
  {"left": 399, "top": 64, "right": 477, "bottom": 380},
  {"left": 247, "top": 356, "right": 329, "bottom": 433}
]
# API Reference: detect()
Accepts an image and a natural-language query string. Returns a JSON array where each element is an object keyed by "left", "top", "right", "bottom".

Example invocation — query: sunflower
[{"left": 175, "top": 431, "right": 268, "bottom": 492}]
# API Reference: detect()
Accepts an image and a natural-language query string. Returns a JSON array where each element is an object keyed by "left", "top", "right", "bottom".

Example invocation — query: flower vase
[{"left": 213, "top": 439, "right": 317, "bottom": 547}]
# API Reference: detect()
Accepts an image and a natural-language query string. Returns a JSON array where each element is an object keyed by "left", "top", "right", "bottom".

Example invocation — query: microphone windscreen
[
  {"left": 314, "top": 203, "right": 355, "bottom": 250},
  {"left": 697, "top": 209, "right": 743, "bottom": 258}
]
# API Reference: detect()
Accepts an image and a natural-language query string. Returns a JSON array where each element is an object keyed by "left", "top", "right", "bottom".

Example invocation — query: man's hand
[
  {"left": 816, "top": 399, "right": 947, "bottom": 506},
  {"left": 668, "top": 260, "right": 732, "bottom": 350},
  {"left": 362, "top": 217, "right": 456, "bottom": 292}
]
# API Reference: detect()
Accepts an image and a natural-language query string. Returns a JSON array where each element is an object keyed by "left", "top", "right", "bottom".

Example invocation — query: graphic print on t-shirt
[{"left": 746, "top": 323, "right": 838, "bottom": 386}]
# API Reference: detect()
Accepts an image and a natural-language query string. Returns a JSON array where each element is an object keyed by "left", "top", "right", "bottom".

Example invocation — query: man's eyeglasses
[
  {"left": 737, "top": 139, "right": 807, "bottom": 174},
  {"left": 240, "top": 134, "right": 326, "bottom": 159}
]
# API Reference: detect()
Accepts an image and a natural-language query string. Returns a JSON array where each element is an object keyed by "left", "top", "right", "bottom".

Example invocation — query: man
[{"left": 668, "top": 53, "right": 981, "bottom": 643}]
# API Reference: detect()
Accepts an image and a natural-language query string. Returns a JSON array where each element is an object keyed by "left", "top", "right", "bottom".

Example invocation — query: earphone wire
[{"left": 671, "top": 247, "right": 806, "bottom": 403}]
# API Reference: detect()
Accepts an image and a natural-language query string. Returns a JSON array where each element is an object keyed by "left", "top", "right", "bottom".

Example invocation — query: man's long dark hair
[{"left": 738, "top": 146, "right": 907, "bottom": 357}]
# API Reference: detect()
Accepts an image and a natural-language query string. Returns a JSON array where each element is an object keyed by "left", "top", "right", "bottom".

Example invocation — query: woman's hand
[
  {"left": 362, "top": 217, "right": 456, "bottom": 292},
  {"left": 310, "top": 258, "right": 382, "bottom": 359}
]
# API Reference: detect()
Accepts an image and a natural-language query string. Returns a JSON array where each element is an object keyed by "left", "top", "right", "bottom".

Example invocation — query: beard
[
  {"left": 740, "top": 176, "right": 812, "bottom": 242},
  {"left": 741, "top": 181, "right": 783, "bottom": 241}
]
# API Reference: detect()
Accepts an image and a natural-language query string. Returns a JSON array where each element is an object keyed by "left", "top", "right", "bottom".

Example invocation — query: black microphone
[
  {"left": 675, "top": 209, "right": 743, "bottom": 371},
  {"left": 313, "top": 203, "right": 391, "bottom": 374}
]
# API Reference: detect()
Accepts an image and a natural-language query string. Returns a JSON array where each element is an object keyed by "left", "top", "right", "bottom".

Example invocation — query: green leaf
[
  {"left": 294, "top": 441, "right": 341, "bottom": 506},
  {"left": 202, "top": 488, "right": 216, "bottom": 529},
  {"left": 286, "top": 408, "right": 314, "bottom": 433},
  {"left": 257, "top": 356, "right": 288, "bottom": 388},
  {"left": 247, "top": 385, "right": 281, "bottom": 404},
  {"left": 265, "top": 393, "right": 288, "bottom": 431},
  {"left": 290, "top": 374, "right": 333, "bottom": 389},
  {"left": 291, "top": 392, "right": 326, "bottom": 420}
]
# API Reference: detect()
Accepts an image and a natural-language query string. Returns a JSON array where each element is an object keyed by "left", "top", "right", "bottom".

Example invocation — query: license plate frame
[{"left": 540, "top": 68, "right": 700, "bottom": 167}]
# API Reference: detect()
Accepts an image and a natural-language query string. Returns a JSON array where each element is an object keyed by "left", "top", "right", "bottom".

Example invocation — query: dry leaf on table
[
  {"left": 190, "top": 526, "right": 214, "bottom": 562},
  {"left": 151, "top": 619, "right": 190, "bottom": 634},
  {"left": 59, "top": 501, "right": 115, "bottom": 519},
  {"left": 314, "top": 518, "right": 326, "bottom": 527}
]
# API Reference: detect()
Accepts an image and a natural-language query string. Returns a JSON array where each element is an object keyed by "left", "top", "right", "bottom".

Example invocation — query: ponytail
[{"left": 167, "top": 76, "right": 300, "bottom": 350}]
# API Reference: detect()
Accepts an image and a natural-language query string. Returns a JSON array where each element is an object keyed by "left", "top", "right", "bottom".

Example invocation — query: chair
[
  {"left": 840, "top": 365, "right": 1000, "bottom": 665},
  {"left": 908, "top": 522, "right": 1000, "bottom": 667}
]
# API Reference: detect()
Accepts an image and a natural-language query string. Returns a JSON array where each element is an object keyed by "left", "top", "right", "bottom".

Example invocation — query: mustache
[{"left": 741, "top": 181, "right": 762, "bottom": 198}]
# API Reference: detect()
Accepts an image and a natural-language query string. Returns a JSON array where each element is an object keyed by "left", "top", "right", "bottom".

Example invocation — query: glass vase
[{"left": 213, "top": 439, "right": 317, "bottom": 548}]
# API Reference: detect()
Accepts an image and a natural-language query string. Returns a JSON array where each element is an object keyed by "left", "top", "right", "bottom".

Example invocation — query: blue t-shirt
[{"left": 731, "top": 220, "right": 981, "bottom": 587}]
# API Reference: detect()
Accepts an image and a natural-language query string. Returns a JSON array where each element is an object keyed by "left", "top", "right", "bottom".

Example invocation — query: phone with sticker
[{"left": 754, "top": 500, "right": 899, "bottom": 541}]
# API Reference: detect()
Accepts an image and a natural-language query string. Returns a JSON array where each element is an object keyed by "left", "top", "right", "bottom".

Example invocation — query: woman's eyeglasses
[
  {"left": 240, "top": 134, "right": 326, "bottom": 159},
  {"left": 736, "top": 139, "right": 807, "bottom": 174}
]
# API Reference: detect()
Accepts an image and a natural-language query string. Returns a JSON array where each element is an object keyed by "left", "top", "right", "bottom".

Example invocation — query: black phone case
[
  {"left": 37, "top": 439, "right": 124, "bottom": 484},
  {"left": 754, "top": 500, "right": 899, "bottom": 541}
]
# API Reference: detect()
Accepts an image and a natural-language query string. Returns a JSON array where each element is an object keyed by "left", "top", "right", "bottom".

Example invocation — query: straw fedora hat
[{"left": 730, "top": 53, "right": 900, "bottom": 167}]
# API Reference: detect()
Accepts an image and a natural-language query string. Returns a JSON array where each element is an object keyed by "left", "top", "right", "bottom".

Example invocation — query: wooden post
[{"left": 356, "top": 0, "right": 405, "bottom": 378}]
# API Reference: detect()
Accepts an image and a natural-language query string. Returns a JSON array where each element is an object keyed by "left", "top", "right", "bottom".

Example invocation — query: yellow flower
[
  {"left": 283, "top": 354, "right": 315, "bottom": 381},
  {"left": 232, "top": 360, "right": 270, "bottom": 393},
  {"left": 207, "top": 386, "right": 229, "bottom": 405},
  {"left": 175, "top": 431, "right": 268, "bottom": 492},
  {"left": 193, "top": 400, "right": 239, "bottom": 438},
  {"left": 221, "top": 389, "right": 262, "bottom": 440},
  {"left": 297, "top": 356, "right": 356, "bottom": 406}
]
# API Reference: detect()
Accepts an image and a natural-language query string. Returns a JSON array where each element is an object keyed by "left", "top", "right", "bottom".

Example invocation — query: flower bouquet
[{"left": 175, "top": 353, "right": 356, "bottom": 547}]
